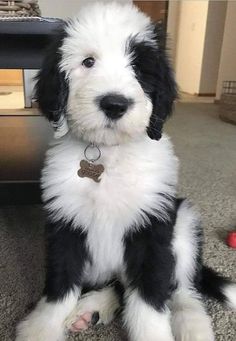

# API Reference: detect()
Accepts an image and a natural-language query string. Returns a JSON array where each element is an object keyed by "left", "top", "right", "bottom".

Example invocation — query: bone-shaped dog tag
[{"left": 78, "top": 160, "right": 104, "bottom": 183}]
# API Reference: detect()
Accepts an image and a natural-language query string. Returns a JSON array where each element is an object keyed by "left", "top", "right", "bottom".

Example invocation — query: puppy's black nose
[{"left": 99, "top": 94, "right": 130, "bottom": 120}]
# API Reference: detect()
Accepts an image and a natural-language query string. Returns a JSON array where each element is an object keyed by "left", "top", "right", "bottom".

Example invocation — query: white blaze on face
[{"left": 59, "top": 2, "right": 155, "bottom": 145}]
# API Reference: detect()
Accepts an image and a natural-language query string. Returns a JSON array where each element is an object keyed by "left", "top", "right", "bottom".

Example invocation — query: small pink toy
[{"left": 227, "top": 231, "right": 236, "bottom": 248}]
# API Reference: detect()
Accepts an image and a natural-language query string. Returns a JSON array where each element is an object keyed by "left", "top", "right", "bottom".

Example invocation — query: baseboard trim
[{"left": 196, "top": 93, "right": 216, "bottom": 97}]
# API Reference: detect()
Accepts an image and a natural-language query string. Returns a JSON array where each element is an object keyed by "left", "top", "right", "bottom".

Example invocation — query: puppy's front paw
[
  {"left": 16, "top": 318, "right": 65, "bottom": 341},
  {"left": 16, "top": 298, "right": 67, "bottom": 341}
]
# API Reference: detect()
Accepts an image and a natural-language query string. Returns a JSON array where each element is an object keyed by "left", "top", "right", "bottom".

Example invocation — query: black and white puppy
[{"left": 16, "top": 3, "right": 236, "bottom": 341}]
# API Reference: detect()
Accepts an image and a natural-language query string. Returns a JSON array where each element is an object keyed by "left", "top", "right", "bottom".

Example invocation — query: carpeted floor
[{"left": 0, "top": 103, "right": 235, "bottom": 341}]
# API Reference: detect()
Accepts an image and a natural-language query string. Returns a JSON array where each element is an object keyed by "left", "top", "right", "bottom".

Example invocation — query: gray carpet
[{"left": 0, "top": 103, "right": 235, "bottom": 341}]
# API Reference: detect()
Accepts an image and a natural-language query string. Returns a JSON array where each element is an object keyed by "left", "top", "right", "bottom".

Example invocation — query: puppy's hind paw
[{"left": 172, "top": 311, "right": 215, "bottom": 341}]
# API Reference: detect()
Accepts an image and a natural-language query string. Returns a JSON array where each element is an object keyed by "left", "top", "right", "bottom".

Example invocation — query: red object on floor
[{"left": 227, "top": 232, "right": 236, "bottom": 248}]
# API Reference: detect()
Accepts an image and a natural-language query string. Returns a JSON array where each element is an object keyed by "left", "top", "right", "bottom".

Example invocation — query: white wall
[
  {"left": 175, "top": 1, "right": 209, "bottom": 95},
  {"left": 199, "top": 1, "right": 227, "bottom": 94},
  {"left": 216, "top": 1, "right": 236, "bottom": 100},
  {"left": 39, "top": 0, "right": 131, "bottom": 19}
]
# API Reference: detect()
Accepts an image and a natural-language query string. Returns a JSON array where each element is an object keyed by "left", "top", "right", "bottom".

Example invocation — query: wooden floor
[{"left": 0, "top": 116, "right": 52, "bottom": 204}]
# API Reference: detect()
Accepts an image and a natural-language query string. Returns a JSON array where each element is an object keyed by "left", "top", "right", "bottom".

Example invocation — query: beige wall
[
  {"left": 199, "top": 1, "right": 227, "bottom": 94},
  {"left": 39, "top": 0, "right": 131, "bottom": 19},
  {"left": 173, "top": 0, "right": 227, "bottom": 96},
  {"left": 175, "top": 1, "right": 209, "bottom": 95},
  {"left": 216, "top": 1, "right": 236, "bottom": 100}
]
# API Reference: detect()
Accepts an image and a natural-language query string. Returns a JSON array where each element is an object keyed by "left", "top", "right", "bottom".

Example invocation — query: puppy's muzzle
[{"left": 99, "top": 93, "right": 133, "bottom": 120}]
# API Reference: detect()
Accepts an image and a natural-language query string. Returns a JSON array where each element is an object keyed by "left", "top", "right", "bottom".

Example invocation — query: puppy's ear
[
  {"left": 147, "top": 24, "right": 178, "bottom": 140},
  {"left": 130, "top": 23, "right": 178, "bottom": 140},
  {"left": 35, "top": 27, "right": 69, "bottom": 138}
]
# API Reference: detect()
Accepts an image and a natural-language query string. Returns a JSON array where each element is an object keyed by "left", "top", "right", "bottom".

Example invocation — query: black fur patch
[
  {"left": 196, "top": 265, "right": 231, "bottom": 303},
  {"left": 35, "top": 26, "right": 69, "bottom": 124},
  {"left": 128, "top": 24, "right": 178, "bottom": 140},
  {"left": 123, "top": 198, "right": 177, "bottom": 311},
  {"left": 44, "top": 219, "right": 88, "bottom": 302}
]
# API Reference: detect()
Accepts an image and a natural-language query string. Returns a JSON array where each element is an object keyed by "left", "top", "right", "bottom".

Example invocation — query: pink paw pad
[{"left": 70, "top": 312, "right": 100, "bottom": 332}]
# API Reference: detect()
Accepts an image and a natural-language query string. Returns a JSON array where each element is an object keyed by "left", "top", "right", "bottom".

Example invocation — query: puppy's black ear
[
  {"left": 130, "top": 23, "right": 178, "bottom": 140},
  {"left": 35, "top": 27, "right": 69, "bottom": 137},
  {"left": 147, "top": 24, "right": 178, "bottom": 140}
]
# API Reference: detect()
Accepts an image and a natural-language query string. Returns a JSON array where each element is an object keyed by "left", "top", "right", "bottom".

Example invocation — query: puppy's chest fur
[{"left": 42, "top": 134, "right": 178, "bottom": 284}]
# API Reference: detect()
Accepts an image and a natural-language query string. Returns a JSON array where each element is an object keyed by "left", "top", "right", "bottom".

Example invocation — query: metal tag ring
[{"left": 84, "top": 143, "right": 101, "bottom": 163}]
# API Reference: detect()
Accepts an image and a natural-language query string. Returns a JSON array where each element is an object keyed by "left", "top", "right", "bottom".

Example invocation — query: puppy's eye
[
  {"left": 132, "top": 64, "right": 141, "bottom": 78},
  {"left": 82, "top": 57, "right": 95, "bottom": 68}
]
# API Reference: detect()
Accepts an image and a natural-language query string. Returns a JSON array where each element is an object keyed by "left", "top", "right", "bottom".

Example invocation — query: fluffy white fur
[
  {"left": 171, "top": 289, "right": 215, "bottom": 341},
  {"left": 123, "top": 290, "right": 174, "bottom": 341},
  {"left": 223, "top": 284, "right": 236, "bottom": 310},
  {"left": 16, "top": 291, "right": 78, "bottom": 341},
  {"left": 42, "top": 134, "right": 178, "bottom": 286},
  {"left": 172, "top": 199, "right": 201, "bottom": 289}
]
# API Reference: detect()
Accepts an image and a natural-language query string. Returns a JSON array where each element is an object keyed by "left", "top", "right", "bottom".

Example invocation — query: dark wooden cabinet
[{"left": 0, "top": 19, "right": 62, "bottom": 203}]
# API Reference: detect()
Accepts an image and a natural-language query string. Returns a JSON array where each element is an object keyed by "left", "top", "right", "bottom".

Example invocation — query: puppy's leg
[
  {"left": 170, "top": 289, "right": 214, "bottom": 341},
  {"left": 123, "top": 222, "right": 176, "bottom": 341},
  {"left": 66, "top": 284, "right": 122, "bottom": 332},
  {"left": 171, "top": 199, "right": 214, "bottom": 340},
  {"left": 123, "top": 289, "right": 174, "bottom": 341},
  {"left": 16, "top": 222, "right": 88, "bottom": 341}
]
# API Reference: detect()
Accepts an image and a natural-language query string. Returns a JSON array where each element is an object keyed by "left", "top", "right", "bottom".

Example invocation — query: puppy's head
[{"left": 36, "top": 2, "right": 177, "bottom": 145}]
